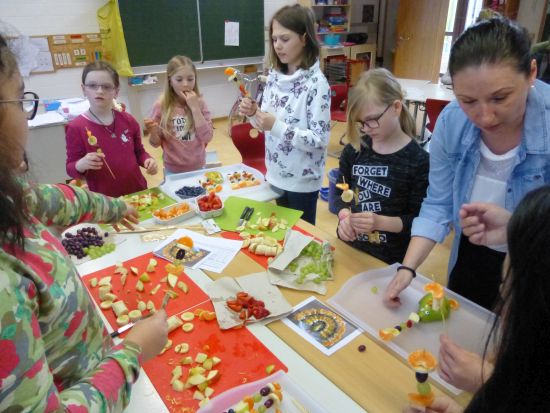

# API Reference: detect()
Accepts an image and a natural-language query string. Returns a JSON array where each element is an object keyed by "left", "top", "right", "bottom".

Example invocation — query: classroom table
[
  {"left": 396, "top": 78, "right": 456, "bottom": 143},
  {"left": 75, "top": 185, "right": 472, "bottom": 413}
]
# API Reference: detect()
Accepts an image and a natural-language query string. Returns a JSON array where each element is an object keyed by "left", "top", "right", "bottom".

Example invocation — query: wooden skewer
[
  {"left": 96, "top": 148, "right": 116, "bottom": 180},
  {"left": 115, "top": 223, "right": 206, "bottom": 234}
]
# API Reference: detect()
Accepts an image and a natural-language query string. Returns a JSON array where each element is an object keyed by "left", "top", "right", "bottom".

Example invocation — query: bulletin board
[{"left": 47, "top": 33, "right": 102, "bottom": 69}]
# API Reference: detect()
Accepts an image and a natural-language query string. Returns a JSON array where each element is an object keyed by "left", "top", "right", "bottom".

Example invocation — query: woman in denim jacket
[{"left": 384, "top": 17, "right": 550, "bottom": 311}]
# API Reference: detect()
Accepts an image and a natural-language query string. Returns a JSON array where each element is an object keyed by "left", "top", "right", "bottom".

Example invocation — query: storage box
[{"left": 324, "top": 34, "right": 341, "bottom": 46}]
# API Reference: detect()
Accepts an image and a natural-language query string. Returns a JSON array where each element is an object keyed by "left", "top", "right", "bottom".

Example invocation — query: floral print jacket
[
  {"left": 0, "top": 183, "right": 141, "bottom": 412},
  {"left": 255, "top": 61, "right": 331, "bottom": 193}
]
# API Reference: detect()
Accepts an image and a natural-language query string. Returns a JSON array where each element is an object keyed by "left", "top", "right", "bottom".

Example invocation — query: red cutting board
[
  {"left": 221, "top": 226, "right": 333, "bottom": 269},
  {"left": 82, "top": 252, "right": 287, "bottom": 412}
]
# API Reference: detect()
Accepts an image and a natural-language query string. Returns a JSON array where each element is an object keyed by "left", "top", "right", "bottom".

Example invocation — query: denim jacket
[{"left": 412, "top": 79, "right": 550, "bottom": 274}]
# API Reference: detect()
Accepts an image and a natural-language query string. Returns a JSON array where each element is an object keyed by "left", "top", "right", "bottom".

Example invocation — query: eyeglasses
[
  {"left": 0, "top": 91, "right": 40, "bottom": 120},
  {"left": 84, "top": 83, "right": 117, "bottom": 92},
  {"left": 358, "top": 104, "right": 392, "bottom": 129}
]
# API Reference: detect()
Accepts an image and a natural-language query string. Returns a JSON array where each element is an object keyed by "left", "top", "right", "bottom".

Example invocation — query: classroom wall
[{"left": 1, "top": 0, "right": 296, "bottom": 121}]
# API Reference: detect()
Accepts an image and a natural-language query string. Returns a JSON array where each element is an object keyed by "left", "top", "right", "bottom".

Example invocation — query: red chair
[
  {"left": 229, "top": 122, "right": 267, "bottom": 175},
  {"left": 425, "top": 98, "right": 451, "bottom": 133},
  {"left": 328, "top": 84, "right": 348, "bottom": 158},
  {"left": 421, "top": 98, "right": 451, "bottom": 145},
  {"left": 330, "top": 83, "right": 348, "bottom": 124}
]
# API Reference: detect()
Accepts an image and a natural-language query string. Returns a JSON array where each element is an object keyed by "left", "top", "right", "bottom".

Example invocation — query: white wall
[{"left": 1, "top": 0, "right": 295, "bottom": 120}]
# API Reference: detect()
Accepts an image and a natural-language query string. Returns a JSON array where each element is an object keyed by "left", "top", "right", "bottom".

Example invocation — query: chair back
[
  {"left": 229, "top": 122, "right": 267, "bottom": 175},
  {"left": 346, "top": 59, "right": 369, "bottom": 88},
  {"left": 330, "top": 84, "right": 348, "bottom": 123},
  {"left": 330, "top": 84, "right": 348, "bottom": 110},
  {"left": 425, "top": 98, "right": 450, "bottom": 133}
]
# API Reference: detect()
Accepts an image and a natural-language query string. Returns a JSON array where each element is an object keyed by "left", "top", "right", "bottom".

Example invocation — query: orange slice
[
  {"left": 176, "top": 236, "right": 194, "bottom": 249},
  {"left": 424, "top": 282, "right": 444, "bottom": 300},
  {"left": 407, "top": 391, "right": 435, "bottom": 407},
  {"left": 408, "top": 349, "right": 437, "bottom": 372}
]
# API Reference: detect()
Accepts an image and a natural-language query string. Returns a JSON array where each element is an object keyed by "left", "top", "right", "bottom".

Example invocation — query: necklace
[{"left": 88, "top": 108, "right": 117, "bottom": 139}]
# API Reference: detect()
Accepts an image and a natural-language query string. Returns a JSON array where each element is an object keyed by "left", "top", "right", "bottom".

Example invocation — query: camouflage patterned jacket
[{"left": 0, "top": 183, "right": 141, "bottom": 412}]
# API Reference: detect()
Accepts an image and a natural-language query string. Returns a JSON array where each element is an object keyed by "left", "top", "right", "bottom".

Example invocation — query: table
[
  {"left": 76, "top": 194, "right": 471, "bottom": 412},
  {"left": 28, "top": 118, "right": 69, "bottom": 184},
  {"left": 396, "top": 79, "right": 455, "bottom": 143}
]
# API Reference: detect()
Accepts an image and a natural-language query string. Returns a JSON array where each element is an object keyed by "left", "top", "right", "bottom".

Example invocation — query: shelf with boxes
[{"left": 299, "top": 0, "right": 352, "bottom": 44}]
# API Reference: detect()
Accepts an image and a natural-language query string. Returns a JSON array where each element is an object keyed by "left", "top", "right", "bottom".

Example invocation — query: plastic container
[
  {"left": 196, "top": 197, "right": 224, "bottom": 219},
  {"left": 327, "top": 168, "right": 340, "bottom": 214},
  {"left": 153, "top": 202, "right": 195, "bottom": 225},
  {"left": 324, "top": 34, "right": 341, "bottom": 46},
  {"left": 44, "top": 100, "right": 61, "bottom": 111}
]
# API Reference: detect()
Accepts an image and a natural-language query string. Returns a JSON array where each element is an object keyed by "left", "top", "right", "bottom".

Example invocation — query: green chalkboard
[
  {"left": 199, "top": 0, "right": 265, "bottom": 61},
  {"left": 118, "top": 0, "right": 264, "bottom": 67},
  {"left": 118, "top": 0, "right": 201, "bottom": 66}
]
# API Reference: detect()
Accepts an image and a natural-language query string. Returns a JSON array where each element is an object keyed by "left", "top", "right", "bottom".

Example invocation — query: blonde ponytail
[{"left": 346, "top": 68, "right": 414, "bottom": 151}]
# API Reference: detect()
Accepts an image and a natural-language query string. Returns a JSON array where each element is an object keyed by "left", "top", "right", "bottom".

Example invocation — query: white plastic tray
[
  {"left": 197, "top": 370, "right": 328, "bottom": 413},
  {"left": 328, "top": 263, "right": 496, "bottom": 394},
  {"left": 161, "top": 164, "right": 270, "bottom": 202}
]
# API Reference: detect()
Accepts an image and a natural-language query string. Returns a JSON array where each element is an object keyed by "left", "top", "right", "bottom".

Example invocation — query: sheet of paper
[
  {"left": 7, "top": 36, "right": 40, "bottom": 77},
  {"left": 155, "top": 228, "right": 242, "bottom": 273},
  {"left": 282, "top": 296, "right": 362, "bottom": 356},
  {"left": 28, "top": 111, "right": 67, "bottom": 127},
  {"left": 204, "top": 273, "right": 292, "bottom": 329},
  {"left": 154, "top": 229, "right": 212, "bottom": 269},
  {"left": 30, "top": 37, "right": 54, "bottom": 73},
  {"left": 224, "top": 21, "right": 240, "bottom": 46}
]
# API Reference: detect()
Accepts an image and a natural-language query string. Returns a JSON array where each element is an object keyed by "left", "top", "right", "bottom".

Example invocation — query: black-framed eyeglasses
[
  {"left": 358, "top": 104, "right": 392, "bottom": 129},
  {"left": 0, "top": 91, "right": 40, "bottom": 120},
  {"left": 84, "top": 83, "right": 116, "bottom": 92}
]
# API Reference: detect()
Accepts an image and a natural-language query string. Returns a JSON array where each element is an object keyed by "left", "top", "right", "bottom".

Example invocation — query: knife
[
  {"left": 242, "top": 207, "right": 254, "bottom": 226},
  {"left": 237, "top": 206, "right": 252, "bottom": 227},
  {"left": 110, "top": 292, "right": 171, "bottom": 338}
]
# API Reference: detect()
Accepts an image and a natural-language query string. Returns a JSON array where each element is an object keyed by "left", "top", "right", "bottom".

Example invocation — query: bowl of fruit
[
  {"left": 175, "top": 185, "right": 206, "bottom": 200},
  {"left": 61, "top": 225, "right": 116, "bottom": 261},
  {"left": 153, "top": 201, "right": 195, "bottom": 224},
  {"left": 196, "top": 192, "right": 224, "bottom": 219}
]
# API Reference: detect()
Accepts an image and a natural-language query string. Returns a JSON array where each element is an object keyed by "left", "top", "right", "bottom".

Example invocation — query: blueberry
[
  {"left": 415, "top": 372, "right": 429, "bottom": 383},
  {"left": 264, "top": 399, "right": 273, "bottom": 408},
  {"left": 260, "top": 386, "right": 270, "bottom": 396},
  {"left": 176, "top": 249, "right": 186, "bottom": 260}
]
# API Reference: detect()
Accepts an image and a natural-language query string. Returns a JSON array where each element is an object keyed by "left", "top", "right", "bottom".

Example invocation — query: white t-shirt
[{"left": 470, "top": 140, "right": 518, "bottom": 251}]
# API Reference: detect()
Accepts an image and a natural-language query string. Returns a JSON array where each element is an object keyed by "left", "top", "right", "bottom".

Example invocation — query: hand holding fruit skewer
[
  {"left": 224, "top": 67, "right": 251, "bottom": 99},
  {"left": 336, "top": 179, "right": 386, "bottom": 245},
  {"left": 76, "top": 127, "right": 117, "bottom": 179}
]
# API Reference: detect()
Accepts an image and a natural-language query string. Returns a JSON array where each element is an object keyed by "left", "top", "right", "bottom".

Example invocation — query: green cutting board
[
  {"left": 214, "top": 196, "right": 303, "bottom": 241},
  {"left": 121, "top": 187, "right": 177, "bottom": 222}
]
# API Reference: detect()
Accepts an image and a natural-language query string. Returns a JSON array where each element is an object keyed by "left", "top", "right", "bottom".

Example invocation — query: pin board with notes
[{"left": 47, "top": 33, "right": 102, "bottom": 70}]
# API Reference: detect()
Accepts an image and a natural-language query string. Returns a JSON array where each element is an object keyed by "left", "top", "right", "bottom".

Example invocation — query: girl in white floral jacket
[{"left": 240, "top": 4, "right": 331, "bottom": 224}]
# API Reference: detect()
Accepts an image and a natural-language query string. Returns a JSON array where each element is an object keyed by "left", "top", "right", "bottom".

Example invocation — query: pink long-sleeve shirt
[
  {"left": 150, "top": 99, "right": 213, "bottom": 173},
  {"left": 66, "top": 111, "right": 152, "bottom": 197}
]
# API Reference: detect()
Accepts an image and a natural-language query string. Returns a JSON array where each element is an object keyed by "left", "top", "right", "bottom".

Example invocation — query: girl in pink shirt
[
  {"left": 144, "top": 56, "right": 214, "bottom": 175},
  {"left": 66, "top": 61, "right": 158, "bottom": 197}
]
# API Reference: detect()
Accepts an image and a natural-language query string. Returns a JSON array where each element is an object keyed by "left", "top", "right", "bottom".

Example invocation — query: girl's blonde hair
[
  {"left": 346, "top": 68, "right": 416, "bottom": 151},
  {"left": 159, "top": 55, "right": 200, "bottom": 133}
]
